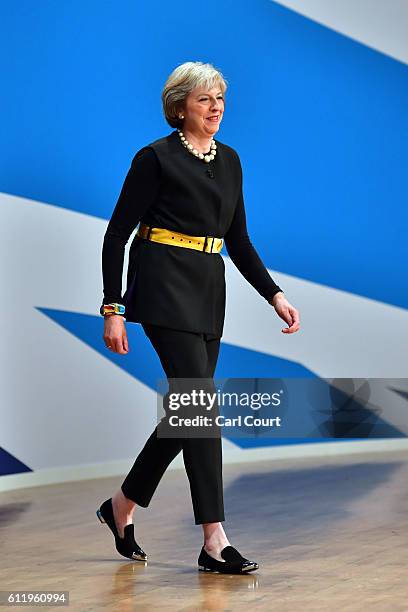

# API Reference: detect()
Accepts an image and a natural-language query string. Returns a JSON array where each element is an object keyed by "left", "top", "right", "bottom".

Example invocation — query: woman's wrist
[
  {"left": 269, "top": 291, "right": 285, "bottom": 307},
  {"left": 100, "top": 302, "right": 126, "bottom": 317}
]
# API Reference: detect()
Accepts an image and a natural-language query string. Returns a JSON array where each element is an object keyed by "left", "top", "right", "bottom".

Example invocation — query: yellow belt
[{"left": 137, "top": 223, "right": 223, "bottom": 254}]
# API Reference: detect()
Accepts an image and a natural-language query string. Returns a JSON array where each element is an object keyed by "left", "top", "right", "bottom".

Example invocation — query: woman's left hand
[{"left": 269, "top": 292, "right": 300, "bottom": 334}]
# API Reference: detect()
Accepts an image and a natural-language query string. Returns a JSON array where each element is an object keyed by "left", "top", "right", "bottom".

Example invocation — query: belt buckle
[
  {"left": 138, "top": 223, "right": 153, "bottom": 240},
  {"left": 203, "top": 236, "right": 216, "bottom": 253}
]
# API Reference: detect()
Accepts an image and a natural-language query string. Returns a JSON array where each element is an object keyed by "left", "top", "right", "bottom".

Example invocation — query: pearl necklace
[{"left": 177, "top": 128, "right": 217, "bottom": 163}]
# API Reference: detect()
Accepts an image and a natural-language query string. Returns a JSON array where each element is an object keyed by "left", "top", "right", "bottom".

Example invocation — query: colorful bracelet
[{"left": 100, "top": 303, "right": 126, "bottom": 316}]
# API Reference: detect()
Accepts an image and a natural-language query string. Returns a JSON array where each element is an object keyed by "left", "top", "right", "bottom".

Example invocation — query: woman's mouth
[{"left": 206, "top": 115, "right": 220, "bottom": 122}]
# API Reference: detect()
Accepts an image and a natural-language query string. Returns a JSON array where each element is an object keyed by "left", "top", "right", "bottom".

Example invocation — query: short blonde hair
[{"left": 162, "top": 61, "right": 228, "bottom": 128}]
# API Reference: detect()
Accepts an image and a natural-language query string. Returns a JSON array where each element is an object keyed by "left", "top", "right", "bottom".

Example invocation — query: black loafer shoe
[
  {"left": 198, "top": 545, "right": 259, "bottom": 574},
  {"left": 96, "top": 497, "right": 148, "bottom": 561}
]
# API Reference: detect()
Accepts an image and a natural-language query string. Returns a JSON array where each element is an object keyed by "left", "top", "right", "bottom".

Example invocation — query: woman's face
[{"left": 180, "top": 86, "right": 224, "bottom": 138}]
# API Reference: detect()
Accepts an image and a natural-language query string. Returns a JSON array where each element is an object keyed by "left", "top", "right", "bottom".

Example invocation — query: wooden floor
[{"left": 1, "top": 449, "right": 408, "bottom": 611}]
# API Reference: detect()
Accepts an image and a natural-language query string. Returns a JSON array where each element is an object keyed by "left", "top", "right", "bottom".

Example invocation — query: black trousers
[{"left": 121, "top": 322, "right": 225, "bottom": 525}]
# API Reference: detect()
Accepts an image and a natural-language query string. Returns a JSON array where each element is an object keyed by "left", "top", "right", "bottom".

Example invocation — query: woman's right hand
[{"left": 103, "top": 315, "right": 129, "bottom": 354}]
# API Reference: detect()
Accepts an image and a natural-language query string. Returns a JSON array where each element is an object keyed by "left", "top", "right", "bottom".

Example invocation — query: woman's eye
[{"left": 200, "top": 96, "right": 223, "bottom": 101}]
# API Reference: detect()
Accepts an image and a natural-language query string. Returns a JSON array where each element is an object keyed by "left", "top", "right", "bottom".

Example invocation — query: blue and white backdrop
[{"left": 1, "top": 0, "right": 407, "bottom": 489}]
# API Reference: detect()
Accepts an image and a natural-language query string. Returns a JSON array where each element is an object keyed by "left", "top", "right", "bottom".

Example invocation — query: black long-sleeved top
[{"left": 102, "top": 129, "right": 283, "bottom": 337}]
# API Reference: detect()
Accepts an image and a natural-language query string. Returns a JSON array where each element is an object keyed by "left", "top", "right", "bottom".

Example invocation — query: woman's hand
[
  {"left": 103, "top": 315, "right": 129, "bottom": 354},
  {"left": 269, "top": 292, "right": 300, "bottom": 334}
]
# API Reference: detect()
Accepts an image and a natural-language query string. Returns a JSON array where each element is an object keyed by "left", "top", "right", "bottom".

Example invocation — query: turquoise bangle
[{"left": 100, "top": 303, "right": 126, "bottom": 316}]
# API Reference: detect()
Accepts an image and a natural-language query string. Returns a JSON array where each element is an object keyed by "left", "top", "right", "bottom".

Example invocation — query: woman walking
[{"left": 96, "top": 61, "right": 300, "bottom": 574}]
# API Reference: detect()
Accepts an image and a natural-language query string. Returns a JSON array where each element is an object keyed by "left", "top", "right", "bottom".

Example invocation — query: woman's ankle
[
  {"left": 112, "top": 489, "right": 136, "bottom": 515},
  {"left": 202, "top": 521, "right": 222, "bottom": 537},
  {"left": 202, "top": 522, "right": 229, "bottom": 548}
]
